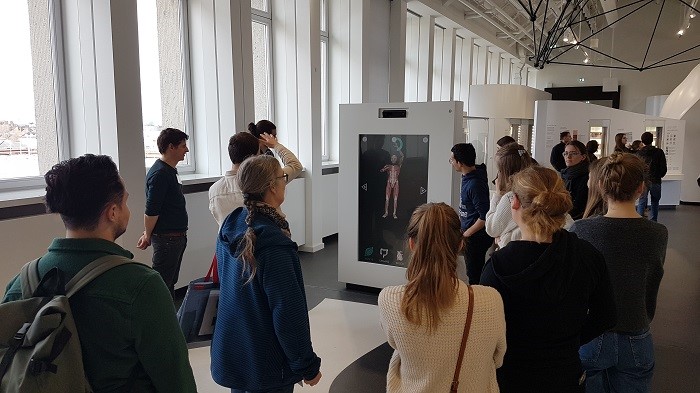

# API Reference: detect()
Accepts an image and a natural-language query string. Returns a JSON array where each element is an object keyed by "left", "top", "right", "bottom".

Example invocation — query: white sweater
[
  {"left": 485, "top": 191, "right": 574, "bottom": 249},
  {"left": 378, "top": 282, "right": 506, "bottom": 393}
]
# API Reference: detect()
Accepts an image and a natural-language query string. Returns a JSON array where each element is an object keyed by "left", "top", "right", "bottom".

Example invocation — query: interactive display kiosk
[{"left": 338, "top": 102, "right": 464, "bottom": 289}]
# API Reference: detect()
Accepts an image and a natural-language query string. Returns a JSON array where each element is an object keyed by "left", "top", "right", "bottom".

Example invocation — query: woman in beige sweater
[{"left": 378, "top": 202, "right": 507, "bottom": 393}]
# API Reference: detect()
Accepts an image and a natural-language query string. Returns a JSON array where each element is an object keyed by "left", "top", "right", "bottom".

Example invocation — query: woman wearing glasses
[
  {"left": 481, "top": 166, "right": 616, "bottom": 393},
  {"left": 212, "top": 155, "right": 322, "bottom": 393},
  {"left": 561, "top": 140, "right": 590, "bottom": 220}
]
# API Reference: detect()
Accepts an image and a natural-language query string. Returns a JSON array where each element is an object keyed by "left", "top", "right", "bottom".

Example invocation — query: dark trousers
[
  {"left": 232, "top": 385, "right": 295, "bottom": 393},
  {"left": 151, "top": 234, "right": 187, "bottom": 298},
  {"left": 464, "top": 228, "right": 493, "bottom": 284}
]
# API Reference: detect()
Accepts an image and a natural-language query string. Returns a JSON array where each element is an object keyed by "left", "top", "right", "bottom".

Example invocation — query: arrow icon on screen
[{"left": 420, "top": 187, "right": 426, "bottom": 195}]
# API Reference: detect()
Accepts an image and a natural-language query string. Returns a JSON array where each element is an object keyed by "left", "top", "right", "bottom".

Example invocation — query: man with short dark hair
[
  {"left": 550, "top": 131, "right": 572, "bottom": 172},
  {"left": 137, "top": 128, "right": 189, "bottom": 298},
  {"left": 208, "top": 131, "right": 302, "bottom": 227},
  {"left": 450, "top": 143, "right": 493, "bottom": 284},
  {"left": 636, "top": 132, "right": 667, "bottom": 221},
  {"left": 2, "top": 154, "right": 197, "bottom": 392}
]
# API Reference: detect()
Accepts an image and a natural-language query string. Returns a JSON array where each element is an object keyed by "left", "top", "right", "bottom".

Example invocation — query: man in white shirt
[{"left": 208, "top": 132, "right": 303, "bottom": 227}]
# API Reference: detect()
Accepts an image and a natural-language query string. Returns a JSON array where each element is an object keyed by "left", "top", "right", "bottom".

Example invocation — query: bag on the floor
[
  {"left": 0, "top": 255, "right": 133, "bottom": 393},
  {"left": 177, "top": 254, "right": 220, "bottom": 342}
]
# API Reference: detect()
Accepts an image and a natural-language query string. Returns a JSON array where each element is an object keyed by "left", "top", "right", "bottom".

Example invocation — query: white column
[
  {"left": 417, "top": 15, "right": 434, "bottom": 102},
  {"left": 388, "top": 0, "right": 407, "bottom": 103},
  {"left": 296, "top": 0, "right": 324, "bottom": 252}
]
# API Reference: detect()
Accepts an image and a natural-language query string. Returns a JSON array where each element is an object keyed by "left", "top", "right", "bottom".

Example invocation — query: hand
[
  {"left": 259, "top": 133, "right": 278, "bottom": 149},
  {"left": 463, "top": 230, "right": 470, "bottom": 238},
  {"left": 304, "top": 372, "right": 322, "bottom": 387},
  {"left": 136, "top": 232, "right": 151, "bottom": 250}
]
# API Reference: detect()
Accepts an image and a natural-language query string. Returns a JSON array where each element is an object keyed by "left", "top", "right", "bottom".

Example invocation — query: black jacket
[
  {"left": 550, "top": 142, "right": 567, "bottom": 172},
  {"left": 481, "top": 230, "right": 616, "bottom": 393},
  {"left": 561, "top": 162, "right": 589, "bottom": 220},
  {"left": 637, "top": 146, "right": 667, "bottom": 184}
]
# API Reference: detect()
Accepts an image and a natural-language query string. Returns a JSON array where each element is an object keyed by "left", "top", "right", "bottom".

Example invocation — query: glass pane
[
  {"left": 320, "top": 0, "right": 327, "bottom": 32},
  {"left": 472, "top": 44, "right": 480, "bottom": 85},
  {"left": 251, "top": 0, "right": 268, "bottom": 12},
  {"left": 252, "top": 21, "right": 271, "bottom": 122},
  {"left": 404, "top": 12, "right": 420, "bottom": 102},
  {"left": 0, "top": 0, "right": 58, "bottom": 180},
  {"left": 453, "top": 37, "right": 463, "bottom": 101},
  {"left": 432, "top": 26, "right": 444, "bottom": 100},
  {"left": 137, "top": 0, "right": 189, "bottom": 168},
  {"left": 321, "top": 40, "right": 328, "bottom": 159}
]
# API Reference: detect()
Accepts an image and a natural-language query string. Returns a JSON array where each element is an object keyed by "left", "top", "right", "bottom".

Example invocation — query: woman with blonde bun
[
  {"left": 481, "top": 166, "right": 616, "bottom": 393},
  {"left": 379, "top": 203, "right": 506, "bottom": 393},
  {"left": 571, "top": 153, "right": 667, "bottom": 393}
]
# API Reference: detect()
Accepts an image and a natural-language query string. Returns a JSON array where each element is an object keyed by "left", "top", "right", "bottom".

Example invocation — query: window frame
[
  {"left": 138, "top": 0, "right": 196, "bottom": 174},
  {"left": 251, "top": 7, "right": 276, "bottom": 125},
  {"left": 0, "top": 0, "right": 69, "bottom": 190}
]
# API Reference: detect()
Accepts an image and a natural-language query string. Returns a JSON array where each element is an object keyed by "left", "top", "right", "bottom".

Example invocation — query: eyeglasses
[
  {"left": 562, "top": 151, "right": 581, "bottom": 157},
  {"left": 276, "top": 173, "right": 289, "bottom": 183}
]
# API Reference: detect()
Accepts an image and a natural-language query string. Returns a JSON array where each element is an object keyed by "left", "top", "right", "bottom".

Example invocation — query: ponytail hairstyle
[
  {"left": 511, "top": 166, "right": 573, "bottom": 238},
  {"left": 495, "top": 142, "right": 534, "bottom": 193},
  {"left": 599, "top": 152, "right": 646, "bottom": 202},
  {"left": 583, "top": 157, "right": 607, "bottom": 218},
  {"left": 401, "top": 203, "right": 462, "bottom": 332},
  {"left": 235, "top": 155, "right": 283, "bottom": 282},
  {"left": 247, "top": 120, "right": 277, "bottom": 138}
]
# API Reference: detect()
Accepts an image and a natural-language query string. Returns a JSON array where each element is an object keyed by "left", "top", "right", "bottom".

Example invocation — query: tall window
[
  {"left": 471, "top": 43, "right": 480, "bottom": 85},
  {"left": 321, "top": 0, "right": 329, "bottom": 160},
  {"left": 500, "top": 55, "right": 510, "bottom": 84},
  {"left": 453, "top": 35, "right": 465, "bottom": 101},
  {"left": 137, "top": 0, "right": 193, "bottom": 170},
  {"left": 0, "top": 0, "right": 63, "bottom": 184},
  {"left": 404, "top": 11, "right": 421, "bottom": 102},
  {"left": 432, "top": 25, "right": 445, "bottom": 101},
  {"left": 485, "top": 50, "right": 493, "bottom": 84},
  {"left": 252, "top": 2, "right": 273, "bottom": 122}
]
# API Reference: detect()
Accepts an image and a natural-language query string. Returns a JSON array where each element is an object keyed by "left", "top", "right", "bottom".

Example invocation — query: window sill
[{"left": 0, "top": 188, "right": 46, "bottom": 209}]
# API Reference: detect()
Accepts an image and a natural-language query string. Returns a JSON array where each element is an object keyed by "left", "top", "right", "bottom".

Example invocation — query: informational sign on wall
[{"left": 664, "top": 124, "right": 683, "bottom": 174}]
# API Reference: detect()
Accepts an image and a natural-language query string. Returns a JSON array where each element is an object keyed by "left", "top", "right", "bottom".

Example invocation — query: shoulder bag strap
[
  {"left": 451, "top": 285, "right": 475, "bottom": 393},
  {"left": 65, "top": 255, "right": 135, "bottom": 297},
  {"left": 19, "top": 258, "right": 42, "bottom": 299}
]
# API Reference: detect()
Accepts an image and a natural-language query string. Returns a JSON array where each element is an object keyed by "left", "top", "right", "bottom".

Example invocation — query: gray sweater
[{"left": 570, "top": 216, "right": 667, "bottom": 333}]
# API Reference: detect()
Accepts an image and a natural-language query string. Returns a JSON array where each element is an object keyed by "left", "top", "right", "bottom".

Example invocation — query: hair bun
[{"left": 247, "top": 122, "right": 257, "bottom": 133}]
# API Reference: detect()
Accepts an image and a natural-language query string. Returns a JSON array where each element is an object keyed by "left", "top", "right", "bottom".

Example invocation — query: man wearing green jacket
[{"left": 2, "top": 154, "right": 197, "bottom": 392}]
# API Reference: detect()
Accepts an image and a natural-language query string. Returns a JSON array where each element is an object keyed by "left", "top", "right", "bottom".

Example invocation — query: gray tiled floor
[{"left": 299, "top": 205, "right": 700, "bottom": 393}]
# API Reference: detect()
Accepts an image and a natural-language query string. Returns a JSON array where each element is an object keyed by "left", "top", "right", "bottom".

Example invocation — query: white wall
[
  {"left": 536, "top": 63, "right": 700, "bottom": 202},
  {"left": 321, "top": 173, "right": 339, "bottom": 237}
]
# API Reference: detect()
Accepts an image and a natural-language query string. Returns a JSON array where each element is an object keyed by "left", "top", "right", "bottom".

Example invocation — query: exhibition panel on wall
[
  {"left": 532, "top": 100, "right": 686, "bottom": 206},
  {"left": 338, "top": 102, "right": 463, "bottom": 289}
]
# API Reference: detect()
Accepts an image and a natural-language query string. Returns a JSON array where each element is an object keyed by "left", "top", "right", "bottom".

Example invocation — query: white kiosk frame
[{"left": 338, "top": 102, "right": 464, "bottom": 288}]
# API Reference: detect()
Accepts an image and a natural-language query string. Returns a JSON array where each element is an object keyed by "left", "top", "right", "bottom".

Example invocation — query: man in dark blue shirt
[
  {"left": 450, "top": 143, "right": 493, "bottom": 284},
  {"left": 137, "top": 128, "right": 189, "bottom": 298}
]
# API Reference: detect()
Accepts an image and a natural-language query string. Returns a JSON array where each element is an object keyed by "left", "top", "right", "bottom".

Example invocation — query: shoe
[
  {"left": 393, "top": 214, "right": 398, "bottom": 219},
  {"left": 382, "top": 212, "right": 388, "bottom": 218}
]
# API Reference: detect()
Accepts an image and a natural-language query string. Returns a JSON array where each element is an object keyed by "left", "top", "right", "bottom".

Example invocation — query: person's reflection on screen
[{"left": 359, "top": 135, "right": 391, "bottom": 259}]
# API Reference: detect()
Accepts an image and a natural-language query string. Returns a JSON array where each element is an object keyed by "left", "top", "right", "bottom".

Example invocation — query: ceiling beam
[{"left": 456, "top": 0, "right": 535, "bottom": 54}]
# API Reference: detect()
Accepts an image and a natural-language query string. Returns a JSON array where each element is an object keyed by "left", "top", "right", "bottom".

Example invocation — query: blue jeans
[
  {"left": 231, "top": 385, "right": 294, "bottom": 393},
  {"left": 636, "top": 183, "right": 661, "bottom": 221},
  {"left": 151, "top": 233, "right": 187, "bottom": 298},
  {"left": 579, "top": 330, "right": 655, "bottom": 393}
]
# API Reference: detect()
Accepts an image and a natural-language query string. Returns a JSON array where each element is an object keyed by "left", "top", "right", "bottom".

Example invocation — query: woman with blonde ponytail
[
  {"left": 481, "top": 166, "right": 616, "bottom": 393},
  {"left": 378, "top": 203, "right": 506, "bottom": 393},
  {"left": 211, "top": 155, "right": 321, "bottom": 393}
]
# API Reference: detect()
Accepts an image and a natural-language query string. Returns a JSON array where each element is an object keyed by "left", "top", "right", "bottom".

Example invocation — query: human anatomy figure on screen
[{"left": 380, "top": 138, "right": 404, "bottom": 219}]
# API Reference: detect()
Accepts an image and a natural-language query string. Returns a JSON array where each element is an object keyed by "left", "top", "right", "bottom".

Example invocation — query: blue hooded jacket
[
  {"left": 211, "top": 207, "right": 321, "bottom": 390},
  {"left": 459, "top": 163, "right": 491, "bottom": 231}
]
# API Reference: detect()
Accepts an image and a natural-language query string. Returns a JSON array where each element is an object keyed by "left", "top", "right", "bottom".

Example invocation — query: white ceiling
[{"left": 410, "top": 0, "right": 700, "bottom": 70}]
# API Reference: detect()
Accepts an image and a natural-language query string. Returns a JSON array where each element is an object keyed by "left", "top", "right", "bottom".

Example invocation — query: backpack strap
[
  {"left": 65, "top": 255, "right": 135, "bottom": 297},
  {"left": 19, "top": 258, "right": 42, "bottom": 299}
]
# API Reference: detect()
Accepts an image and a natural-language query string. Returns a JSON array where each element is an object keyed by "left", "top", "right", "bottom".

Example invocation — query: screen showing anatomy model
[{"left": 358, "top": 134, "right": 429, "bottom": 267}]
